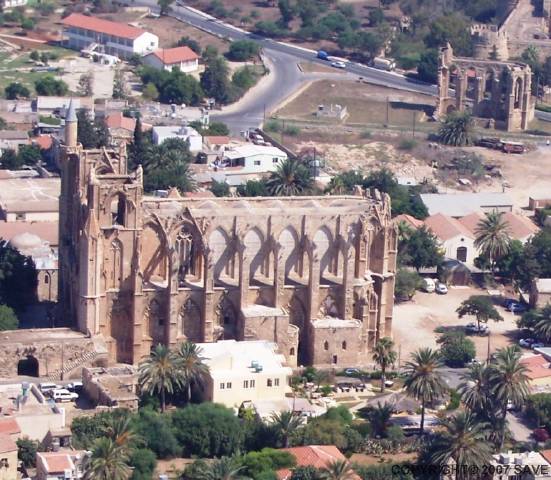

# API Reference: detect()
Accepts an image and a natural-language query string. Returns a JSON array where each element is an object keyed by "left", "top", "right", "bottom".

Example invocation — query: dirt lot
[
  {"left": 393, "top": 287, "right": 519, "bottom": 362},
  {"left": 275, "top": 79, "right": 434, "bottom": 126}
]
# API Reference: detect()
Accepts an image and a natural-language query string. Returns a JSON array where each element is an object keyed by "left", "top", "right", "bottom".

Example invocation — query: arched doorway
[{"left": 17, "top": 356, "right": 38, "bottom": 377}]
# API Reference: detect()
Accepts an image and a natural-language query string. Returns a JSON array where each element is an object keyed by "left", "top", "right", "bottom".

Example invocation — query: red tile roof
[
  {"left": 152, "top": 46, "right": 199, "bottom": 64},
  {"left": 37, "top": 451, "right": 83, "bottom": 473},
  {"left": 277, "top": 446, "right": 356, "bottom": 480},
  {"left": 394, "top": 214, "right": 424, "bottom": 229},
  {"left": 0, "top": 221, "right": 58, "bottom": 247},
  {"left": 62, "top": 13, "right": 147, "bottom": 40},
  {"left": 204, "top": 136, "right": 230, "bottom": 145},
  {"left": 0, "top": 434, "right": 16, "bottom": 454},
  {"left": 458, "top": 211, "right": 539, "bottom": 242},
  {"left": 33, "top": 135, "right": 53, "bottom": 150},
  {"left": 0, "top": 418, "right": 20, "bottom": 436},
  {"left": 105, "top": 112, "right": 152, "bottom": 133},
  {"left": 540, "top": 449, "right": 551, "bottom": 465},
  {"left": 425, "top": 213, "right": 474, "bottom": 241},
  {"left": 521, "top": 354, "right": 551, "bottom": 381}
]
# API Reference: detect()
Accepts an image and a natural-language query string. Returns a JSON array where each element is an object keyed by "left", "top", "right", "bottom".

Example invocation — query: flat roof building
[
  {"left": 420, "top": 192, "right": 513, "bottom": 217},
  {"left": 195, "top": 340, "right": 292, "bottom": 410},
  {"left": 62, "top": 13, "right": 159, "bottom": 59},
  {"left": 152, "top": 125, "right": 202, "bottom": 152}
]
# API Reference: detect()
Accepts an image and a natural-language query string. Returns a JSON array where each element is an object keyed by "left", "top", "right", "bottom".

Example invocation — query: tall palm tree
[
  {"left": 372, "top": 337, "right": 397, "bottom": 392},
  {"left": 428, "top": 411, "right": 492, "bottom": 480},
  {"left": 438, "top": 111, "right": 474, "bottom": 147},
  {"left": 474, "top": 211, "right": 511, "bottom": 272},
  {"left": 175, "top": 341, "right": 210, "bottom": 403},
  {"left": 266, "top": 158, "right": 313, "bottom": 196},
  {"left": 458, "top": 362, "right": 492, "bottom": 413},
  {"left": 192, "top": 456, "right": 245, "bottom": 480},
  {"left": 490, "top": 346, "right": 529, "bottom": 449},
  {"left": 138, "top": 344, "right": 182, "bottom": 412},
  {"left": 368, "top": 402, "right": 394, "bottom": 437},
  {"left": 83, "top": 437, "right": 131, "bottom": 480},
  {"left": 271, "top": 410, "right": 303, "bottom": 448},
  {"left": 403, "top": 348, "right": 447, "bottom": 435},
  {"left": 320, "top": 460, "right": 356, "bottom": 480}
]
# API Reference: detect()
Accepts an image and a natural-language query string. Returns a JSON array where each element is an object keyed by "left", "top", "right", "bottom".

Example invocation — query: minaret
[{"left": 64, "top": 99, "right": 77, "bottom": 148}]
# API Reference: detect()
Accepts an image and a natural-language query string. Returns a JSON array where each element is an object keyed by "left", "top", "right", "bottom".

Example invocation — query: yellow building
[{"left": 0, "top": 434, "right": 18, "bottom": 480}]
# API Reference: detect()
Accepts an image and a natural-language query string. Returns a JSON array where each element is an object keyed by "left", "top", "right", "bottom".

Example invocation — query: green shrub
[
  {"left": 283, "top": 125, "right": 300, "bottom": 136},
  {"left": 398, "top": 138, "right": 417, "bottom": 150},
  {"left": 360, "top": 130, "right": 372, "bottom": 139},
  {"left": 264, "top": 119, "right": 281, "bottom": 133},
  {"left": 437, "top": 331, "right": 476, "bottom": 368}
]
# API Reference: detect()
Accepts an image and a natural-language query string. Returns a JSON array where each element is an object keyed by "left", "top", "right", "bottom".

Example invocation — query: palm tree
[
  {"left": 534, "top": 305, "right": 551, "bottom": 341},
  {"left": 192, "top": 456, "right": 245, "bottom": 480},
  {"left": 403, "top": 348, "right": 447, "bottom": 435},
  {"left": 175, "top": 341, "right": 210, "bottom": 403},
  {"left": 458, "top": 362, "right": 492, "bottom": 413},
  {"left": 438, "top": 111, "right": 474, "bottom": 146},
  {"left": 271, "top": 410, "right": 303, "bottom": 448},
  {"left": 266, "top": 158, "right": 313, "bottom": 196},
  {"left": 372, "top": 337, "right": 397, "bottom": 392},
  {"left": 474, "top": 211, "right": 511, "bottom": 272},
  {"left": 105, "top": 415, "right": 142, "bottom": 453},
  {"left": 320, "top": 460, "right": 356, "bottom": 480},
  {"left": 83, "top": 437, "right": 131, "bottom": 480},
  {"left": 368, "top": 402, "right": 394, "bottom": 437},
  {"left": 428, "top": 411, "right": 492, "bottom": 480},
  {"left": 490, "top": 346, "right": 529, "bottom": 449},
  {"left": 138, "top": 344, "right": 182, "bottom": 412}
]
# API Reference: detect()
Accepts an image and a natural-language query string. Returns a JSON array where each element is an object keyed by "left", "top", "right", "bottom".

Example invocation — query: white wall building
[
  {"left": 62, "top": 13, "right": 158, "bottom": 59},
  {"left": 195, "top": 340, "right": 292, "bottom": 409},
  {"left": 222, "top": 144, "right": 288, "bottom": 175},
  {"left": 424, "top": 213, "right": 477, "bottom": 265},
  {"left": 490, "top": 451, "right": 551, "bottom": 480},
  {"left": 1, "top": 0, "right": 26, "bottom": 9},
  {"left": 143, "top": 46, "right": 199, "bottom": 73},
  {"left": 151, "top": 125, "right": 202, "bottom": 152}
]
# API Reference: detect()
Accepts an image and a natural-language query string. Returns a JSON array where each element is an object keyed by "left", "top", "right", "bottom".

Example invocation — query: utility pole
[
  {"left": 385, "top": 96, "right": 389, "bottom": 126},
  {"left": 412, "top": 111, "right": 416, "bottom": 137}
]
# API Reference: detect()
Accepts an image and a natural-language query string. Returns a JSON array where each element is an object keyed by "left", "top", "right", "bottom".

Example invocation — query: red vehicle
[
  {"left": 501, "top": 140, "right": 525, "bottom": 154},
  {"left": 533, "top": 427, "right": 550, "bottom": 442}
]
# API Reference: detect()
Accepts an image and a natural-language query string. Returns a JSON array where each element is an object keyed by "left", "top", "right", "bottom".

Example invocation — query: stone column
[
  {"left": 273, "top": 243, "right": 285, "bottom": 308},
  {"left": 455, "top": 72, "right": 466, "bottom": 111},
  {"left": 306, "top": 245, "right": 320, "bottom": 323},
  {"left": 202, "top": 247, "right": 215, "bottom": 342},
  {"left": 238, "top": 243, "right": 250, "bottom": 309},
  {"left": 167, "top": 247, "right": 179, "bottom": 348},
  {"left": 340, "top": 245, "right": 355, "bottom": 320}
]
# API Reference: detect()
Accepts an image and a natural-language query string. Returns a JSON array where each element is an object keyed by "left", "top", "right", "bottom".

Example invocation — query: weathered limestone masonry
[
  {"left": 58, "top": 108, "right": 397, "bottom": 369},
  {"left": 437, "top": 43, "right": 534, "bottom": 132}
]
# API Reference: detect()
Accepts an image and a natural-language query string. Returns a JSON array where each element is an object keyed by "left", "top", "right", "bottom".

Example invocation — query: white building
[
  {"left": 36, "top": 451, "right": 87, "bottom": 480},
  {"left": 151, "top": 125, "right": 202, "bottom": 152},
  {"left": 1, "top": 0, "right": 26, "bottom": 9},
  {"left": 222, "top": 144, "right": 288, "bottom": 174},
  {"left": 62, "top": 13, "right": 159, "bottom": 59},
  {"left": 420, "top": 192, "right": 514, "bottom": 217},
  {"left": 424, "top": 213, "right": 476, "bottom": 265},
  {"left": 195, "top": 340, "right": 292, "bottom": 410},
  {"left": 143, "top": 46, "right": 199, "bottom": 73},
  {"left": 490, "top": 451, "right": 551, "bottom": 480}
]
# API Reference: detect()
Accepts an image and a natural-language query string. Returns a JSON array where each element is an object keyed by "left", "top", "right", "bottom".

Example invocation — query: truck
[
  {"left": 501, "top": 140, "right": 524, "bottom": 154},
  {"left": 372, "top": 57, "right": 396, "bottom": 71},
  {"left": 317, "top": 50, "right": 329, "bottom": 61}
]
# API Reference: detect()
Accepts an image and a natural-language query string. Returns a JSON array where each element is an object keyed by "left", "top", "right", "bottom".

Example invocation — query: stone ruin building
[
  {"left": 436, "top": 43, "right": 534, "bottom": 131},
  {"left": 56, "top": 102, "right": 397, "bottom": 370}
]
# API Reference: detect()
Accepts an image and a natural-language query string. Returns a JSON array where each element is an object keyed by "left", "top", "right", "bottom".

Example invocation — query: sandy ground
[
  {"left": 54, "top": 56, "right": 115, "bottom": 98},
  {"left": 393, "top": 287, "right": 519, "bottom": 363}
]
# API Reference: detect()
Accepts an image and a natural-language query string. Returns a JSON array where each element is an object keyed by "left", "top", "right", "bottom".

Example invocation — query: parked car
[
  {"left": 423, "top": 278, "right": 435, "bottom": 293},
  {"left": 519, "top": 338, "right": 536, "bottom": 348},
  {"left": 39, "top": 382, "right": 60, "bottom": 394},
  {"left": 532, "top": 342, "right": 545, "bottom": 349},
  {"left": 331, "top": 61, "right": 346, "bottom": 69},
  {"left": 66, "top": 381, "right": 83, "bottom": 392},
  {"left": 435, "top": 282, "right": 448, "bottom": 294},
  {"left": 465, "top": 323, "right": 489, "bottom": 335},
  {"left": 534, "top": 427, "right": 550, "bottom": 442},
  {"left": 344, "top": 368, "right": 360, "bottom": 377},
  {"left": 384, "top": 379, "right": 394, "bottom": 388},
  {"left": 50, "top": 389, "right": 78, "bottom": 403},
  {"left": 506, "top": 302, "right": 528, "bottom": 314},
  {"left": 503, "top": 298, "right": 517, "bottom": 308}
]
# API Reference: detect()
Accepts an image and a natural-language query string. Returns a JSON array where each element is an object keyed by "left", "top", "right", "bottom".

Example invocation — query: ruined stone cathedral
[{"left": 58, "top": 104, "right": 397, "bottom": 368}]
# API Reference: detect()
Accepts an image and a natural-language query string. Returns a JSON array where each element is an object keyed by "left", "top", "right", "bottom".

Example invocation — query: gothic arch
[
  {"left": 173, "top": 222, "right": 202, "bottom": 286},
  {"left": 209, "top": 227, "right": 234, "bottom": 284},
  {"left": 215, "top": 294, "right": 237, "bottom": 340},
  {"left": 244, "top": 227, "right": 265, "bottom": 284},
  {"left": 278, "top": 226, "right": 301, "bottom": 283},
  {"left": 142, "top": 224, "right": 168, "bottom": 285},
  {"left": 144, "top": 299, "right": 165, "bottom": 345},
  {"left": 288, "top": 294, "right": 308, "bottom": 366},
  {"left": 320, "top": 292, "right": 339, "bottom": 318},
  {"left": 108, "top": 239, "right": 123, "bottom": 290},
  {"left": 178, "top": 298, "right": 202, "bottom": 342},
  {"left": 314, "top": 226, "right": 334, "bottom": 282},
  {"left": 514, "top": 76, "right": 523, "bottom": 109},
  {"left": 105, "top": 191, "right": 127, "bottom": 227}
]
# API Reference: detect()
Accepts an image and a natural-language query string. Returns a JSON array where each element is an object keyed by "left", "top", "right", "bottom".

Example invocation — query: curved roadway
[{"left": 136, "top": 1, "right": 549, "bottom": 131}]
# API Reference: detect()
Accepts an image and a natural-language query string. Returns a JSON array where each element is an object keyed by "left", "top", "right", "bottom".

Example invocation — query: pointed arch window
[
  {"left": 176, "top": 228, "right": 196, "bottom": 285},
  {"left": 109, "top": 240, "right": 122, "bottom": 289}
]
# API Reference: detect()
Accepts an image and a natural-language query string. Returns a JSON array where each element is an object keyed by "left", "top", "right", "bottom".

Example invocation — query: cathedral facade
[{"left": 58, "top": 107, "right": 397, "bottom": 368}]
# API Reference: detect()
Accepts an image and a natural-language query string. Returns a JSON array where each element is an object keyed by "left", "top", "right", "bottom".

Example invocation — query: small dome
[{"left": 10, "top": 232, "right": 43, "bottom": 250}]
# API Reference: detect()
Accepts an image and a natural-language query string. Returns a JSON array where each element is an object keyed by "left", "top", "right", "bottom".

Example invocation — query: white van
[
  {"left": 50, "top": 389, "right": 78, "bottom": 403},
  {"left": 423, "top": 278, "right": 435, "bottom": 293},
  {"left": 39, "top": 382, "right": 60, "bottom": 394}
]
